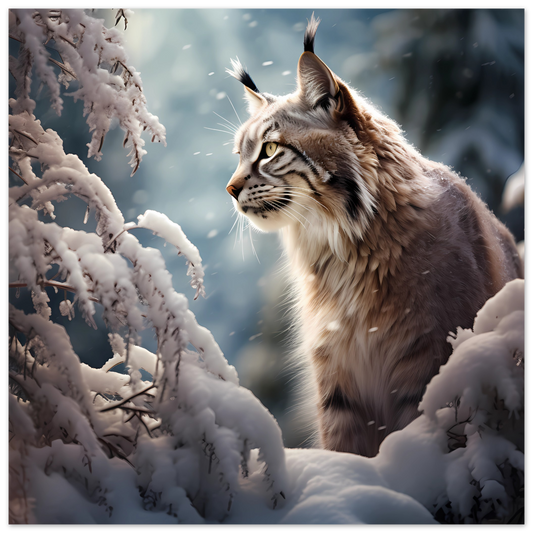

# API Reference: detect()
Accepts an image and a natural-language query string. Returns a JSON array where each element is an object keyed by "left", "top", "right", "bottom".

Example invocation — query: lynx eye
[
  {"left": 258, "top": 142, "right": 278, "bottom": 160},
  {"left": 265, "top": 142, "right": 278, "bottom": 157}
]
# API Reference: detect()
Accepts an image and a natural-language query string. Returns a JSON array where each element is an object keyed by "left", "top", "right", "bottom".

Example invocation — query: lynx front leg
[
  {"left": 319, "top": 333, "right": 450, "bottom": 457},
  {"left": 318, "top": 386, "right": 387, "bottom": 457},
  {"left": 317, "top": 377, "right": 427, "bottom": 458}
]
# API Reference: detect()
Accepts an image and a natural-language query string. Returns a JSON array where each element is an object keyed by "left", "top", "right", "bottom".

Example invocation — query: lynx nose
[
  {"left": 226, "top": 165, "right": 248, "bottom": 200},
  {"left": 226, "top": 184, "right": 243, "bottom": 200}
]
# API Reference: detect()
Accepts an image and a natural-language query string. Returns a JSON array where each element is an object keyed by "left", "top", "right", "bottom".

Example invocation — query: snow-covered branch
[{"left": 9, "top": 8, "right": 166, "bottom": 175}]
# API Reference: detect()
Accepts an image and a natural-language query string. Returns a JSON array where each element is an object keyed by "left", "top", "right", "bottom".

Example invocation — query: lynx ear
[
  {"left": 298, "top": 14, "right": 340, "bottom": 110},
  {"left": 227, "top": 57, "right": 267, "bottom": 115},
  {"left": 243, "top": 85, "right": 267, "bottom": 115},
  {"left": 297, "top": 52, "right": 339, "bottom": 109}
]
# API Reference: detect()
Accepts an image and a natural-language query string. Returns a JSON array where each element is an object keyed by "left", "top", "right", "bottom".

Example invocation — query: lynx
[{"left": 225, "top": 15, "right": 522, "bottom": 457}]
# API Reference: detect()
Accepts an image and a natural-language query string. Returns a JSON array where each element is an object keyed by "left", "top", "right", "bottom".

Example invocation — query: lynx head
[{"left": 226, "top": 14, "right": 401, "bottom": 245}]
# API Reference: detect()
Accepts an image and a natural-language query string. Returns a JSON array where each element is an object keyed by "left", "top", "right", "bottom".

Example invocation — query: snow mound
[
  {"left": 229, "top": 448, "right": 435, "bottom": 524},
  {"left": 377, "top": 279, "right": 524, "bottom": 523}
]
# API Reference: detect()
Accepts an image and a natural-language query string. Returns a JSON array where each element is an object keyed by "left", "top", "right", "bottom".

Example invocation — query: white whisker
[
  {"left": 273, "top": 186, "right": 329, "bottom": 211},
  {"left": 282, "top": 202, "right": 311, "bottom": 226},
  {"left": 234, "top": 212, "right": 242, "bottom": 249},
  {"left": 283, "top": 197, "right": 314, "bottom": 214},
  {"left": 229, "top": 211, "right": 240, "bottom": 235},
  {"left": 217, "top": 122, "right": 238, "bottom": 134},
  {"left": 265, "top": 200, "right": 301, "bottom": 226},
  {"left": 226, "top": 94, "right": 242, "bottom": 126},
  {"left": 267, "top": 193, "right": 312, "bottom": 213},
  {"left": 232, "top": 213, "right": 241, "bottom": 249},
  {"left": 273, "top": 192, "right": 314, "bottom": 210},
  {"left": 249, "top": 225, "right": 260, "bottom": 263},
  {"left": 268, "top": 194, "right": 313, "bottom": 224},
  {"left": 266, "top": 199, "right": 308, "bottom": 229},
  {"left": 240, "top": 214, "right": 245, "bottom": 260},
  {"left": 204, "top": 126, "right": 235, "bottom": 136},
  {"left": 213, "top": 111, "right": 239, "bottom": 131}
]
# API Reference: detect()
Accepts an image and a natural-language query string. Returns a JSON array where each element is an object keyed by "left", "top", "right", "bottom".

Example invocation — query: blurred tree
[{"left": 368, "top": 9, "right": 524, "bottom": 239}]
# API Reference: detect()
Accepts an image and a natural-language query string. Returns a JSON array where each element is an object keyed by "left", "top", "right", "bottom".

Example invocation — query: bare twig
[
  {"left": 9, "top": 281, "right": 100, "bottom": 303},
  {"left": 9, "top": 166, "right": 28, "bottom": 185},
  {"left": 116, "top": 61, "right": 141, "bottom": 90},
  {"left": 135, "top": 412, "right": 153, "bottom": 438},
  {"left": 48, "top": 57, "right": 77, "bottom": 79},
  {"left": 13, "top": 129, "right": 38, "bottom": 145},
  {"left": 9, "top": 147, "right": 40, "bottom": 160},
  {"left": 123, "top": 412, "right": 135, "bottom": 424},
  {"left": 57, "top": 34, "right": 76, "bottom": 48},
  {"left": 9, "top": 371, "right": 37, "bottom": 395},
  {"left": 99, "top": 384, "right": 156, "bottom": 412},
  {"left": 117, "top": 405, "right": 153, "bottom": 414},
  {"left": 102, "top": 433, "right": 133, "bottom": 442},
  {"left": 103, "top": 225, "right": 140, "bottom": 252},
  {"left": 97, "top": 437, "right": 135, "bottom": 468}
]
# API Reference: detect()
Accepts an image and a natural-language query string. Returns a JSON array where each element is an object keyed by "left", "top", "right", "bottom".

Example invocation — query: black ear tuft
[
  {"left": 303, "top": 13, "right": 320, "bottom": 54},
  {"left": 226, "top": 57, "right": 260, "bottom": 93}
]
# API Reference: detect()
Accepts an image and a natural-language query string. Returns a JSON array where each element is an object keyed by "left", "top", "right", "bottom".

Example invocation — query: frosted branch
[{"left": 10, "top": 8, "right": 166, "bottom": 175}]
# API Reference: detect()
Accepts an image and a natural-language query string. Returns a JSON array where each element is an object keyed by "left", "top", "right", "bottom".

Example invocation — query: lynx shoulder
[{"left": 225, "top": 15, "right": 522, "bottom": 457}]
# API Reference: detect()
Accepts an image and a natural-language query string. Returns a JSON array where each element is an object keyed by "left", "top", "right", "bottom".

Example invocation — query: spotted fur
[{"left": 226, "top": 14, "right": 522, "bottom": 457}]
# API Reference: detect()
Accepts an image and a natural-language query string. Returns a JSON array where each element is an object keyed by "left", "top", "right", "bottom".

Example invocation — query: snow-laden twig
[{"left": 137, "top": 210, "right": 206, "bottom": 300}]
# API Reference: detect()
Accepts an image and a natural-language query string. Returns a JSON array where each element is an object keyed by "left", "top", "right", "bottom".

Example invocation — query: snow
[
  {"left": 230, "top": 448, "right": 435, "bottom": 524},
  {"left": 375, "top": 279, "right": 524, "bottom": 523},
  {"left": 137, "top": 209, "right": 206, "bottom": 299}
]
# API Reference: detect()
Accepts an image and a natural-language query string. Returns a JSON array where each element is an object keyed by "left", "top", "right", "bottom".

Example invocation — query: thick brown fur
[{"left": 226, "top": 16, "right": 522, "bottom": 457}]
